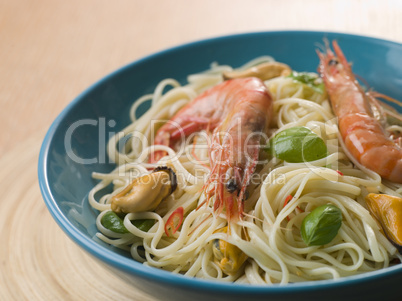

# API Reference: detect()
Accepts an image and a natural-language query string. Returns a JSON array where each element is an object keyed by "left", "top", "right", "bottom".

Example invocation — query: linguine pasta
[{"left": 88, "top": 57, "right": 402, "bottom": 284}]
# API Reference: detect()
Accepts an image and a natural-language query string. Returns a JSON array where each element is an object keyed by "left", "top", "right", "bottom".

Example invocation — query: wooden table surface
[{"left": 1, "top": 0, "right": 402, "bottom": 300}]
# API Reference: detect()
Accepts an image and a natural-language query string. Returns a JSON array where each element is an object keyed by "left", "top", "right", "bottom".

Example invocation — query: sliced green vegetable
[
  {"left": 101, "top": 211, "right": 155, "bottom": 233},
  {"left": 288, "top": 71, "right": 325, "bottom": 94},
  {"left": 101, "top": 211, "right": 129, "bottom": 234},
  {"left": 270, "top": 126, "right": 327, "bottom": 163},
  {"left": 301, "top": 204, "right": 342, "bottom": 246},
  {"left": 132, "top": 219, "right": 156, "bottom": 232}
]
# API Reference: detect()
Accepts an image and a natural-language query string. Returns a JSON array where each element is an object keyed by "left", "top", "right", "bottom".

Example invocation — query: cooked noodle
[{"left": 88, "top": 57, "right": 402, "bottom": 284}]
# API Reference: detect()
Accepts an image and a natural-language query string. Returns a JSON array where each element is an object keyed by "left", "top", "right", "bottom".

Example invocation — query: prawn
[
  {"left": 152, "top": 77, "right": 273, "bottom": 221},
  {"left": 317, "top": 40, "right": 402, "bottom": 183}
]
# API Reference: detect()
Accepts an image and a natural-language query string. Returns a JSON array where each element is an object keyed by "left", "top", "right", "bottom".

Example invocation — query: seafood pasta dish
[{"left": 89, "top": 41, "right": 402, "bottom": 284}]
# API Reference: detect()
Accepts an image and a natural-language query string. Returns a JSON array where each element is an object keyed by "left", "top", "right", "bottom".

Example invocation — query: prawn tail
[{"left": 151, "top": 116, "right": 211, "bottom": 164}]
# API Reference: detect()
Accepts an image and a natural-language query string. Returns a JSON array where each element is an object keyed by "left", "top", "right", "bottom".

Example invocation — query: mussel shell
[
  {"left": 153, "top": 166, "right": 177, "bottom": 193},
  {"left": 212, "top": 226, "right": 248, "bottom": 275},
  {"left": 365, "top": 193, "right": 402, "bottom": 253},
  {"left": 111, "top": 166, "right": 177, "bottom": 214}
]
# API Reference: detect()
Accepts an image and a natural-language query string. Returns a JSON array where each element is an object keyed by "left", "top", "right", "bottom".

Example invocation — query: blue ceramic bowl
[{"left": 38, "top": 31, "right": 402, "bottom": 301}]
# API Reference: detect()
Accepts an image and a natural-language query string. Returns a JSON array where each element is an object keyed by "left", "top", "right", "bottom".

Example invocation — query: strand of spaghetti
[
  {"left": 152, "top": 78, "right": 181, "bottom": 105},
  {"left": 274, "top": 97, "right": 334, "bottom": 120},
  {"left": 304, "top": 267, "right": 340, "bottom": 279}
]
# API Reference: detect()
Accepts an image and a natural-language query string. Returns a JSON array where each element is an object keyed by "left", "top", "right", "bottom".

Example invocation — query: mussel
[
  {"left": 111, "top": 166, "right": 177, "bottom": 214},
  {"left": 212, "top": 226, "right": 248, "bottom": 275},
  {"left": 222, "top": 61, "right": 291, "bottom": 81},
  {"left": 365, "top": 193, "right": 402, "bottom": 252}
]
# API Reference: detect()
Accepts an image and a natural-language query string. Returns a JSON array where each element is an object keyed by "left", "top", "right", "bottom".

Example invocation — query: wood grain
[
  {"left": 1, "top": 0, "right": 401, "bottom": 299},
  {"left": 0, "top": 134, "right": 156, "bottom": 300}
]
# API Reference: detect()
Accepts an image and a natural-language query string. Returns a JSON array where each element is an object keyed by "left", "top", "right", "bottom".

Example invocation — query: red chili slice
[
  {"left": 165, "top": 207, "right": 184, "bottom": 237},
  {"left": 284, "top": 195, "right": 293, "bottom": 207},
  {"left": 283, "top": 195, "right": 293, "bottom": 221},
  {"left": 283, "top": 195, "right": 304, "bottom": 221},
  {"left": 336, "top": 170, "right": 344, "bottom": 176}
]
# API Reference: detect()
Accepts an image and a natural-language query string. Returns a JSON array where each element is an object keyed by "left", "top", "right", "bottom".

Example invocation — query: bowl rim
[{"left": 38, "top": 29, "right": 402, "bottom": 294}]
